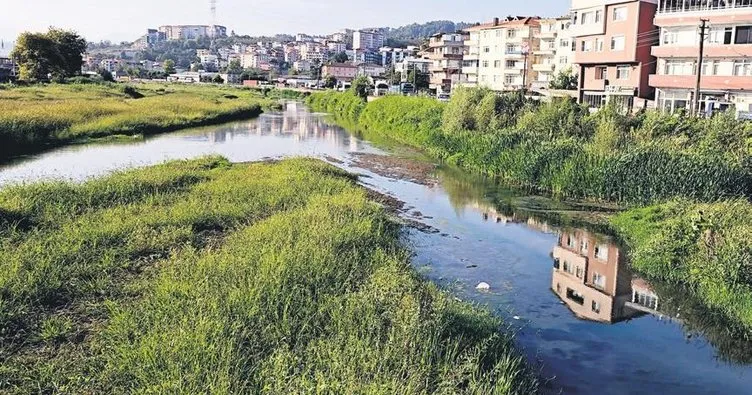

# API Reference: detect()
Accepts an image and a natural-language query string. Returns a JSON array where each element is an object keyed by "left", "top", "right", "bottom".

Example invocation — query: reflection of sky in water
[{"left": 1, "top": 103, "right": 750, "bottom": 394}]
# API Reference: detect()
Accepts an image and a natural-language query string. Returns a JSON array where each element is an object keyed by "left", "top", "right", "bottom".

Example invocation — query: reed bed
[{"left": 0, "top": 157, "right": 537, "bottom": 394}]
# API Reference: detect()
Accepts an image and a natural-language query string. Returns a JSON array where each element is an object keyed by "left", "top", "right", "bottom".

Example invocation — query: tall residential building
[
  {"left": 426, "top": 32, "right": 467, "bottom": 94},
  {"left": 570, "top": 0, "right": 658, "bottom": 110},
  {"left": 463, "top": 17, "right": 541, "bottom": 91},
  {"left": 532, "top": 16, "right": 576, "bottom": 90},
  {"left": 158, "top": 25, "right": 227, "bottom": 41},
  {"left": 650, "top": 0, "right": 752, "bottom": 118},
  {"left": 353, "top": 30, "right": 385, "bottom": 50}
]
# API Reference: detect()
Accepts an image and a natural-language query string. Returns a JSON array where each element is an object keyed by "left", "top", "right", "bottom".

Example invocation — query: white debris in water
[
  {"left": 513, "top": 316, "right": 521, "bottom": 320},
  {"left": 476, "top": 282, "right": 491, "bottom": 291}
]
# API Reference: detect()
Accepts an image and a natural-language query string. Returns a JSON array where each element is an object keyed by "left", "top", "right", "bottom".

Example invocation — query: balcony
[
  {"left": 657, "top": 1, "right": 752, "bottom": 14},
  {"left": 649, "top": 74, "right": 752, "bottom": 90},
  {"left": 534, "top": 47, "right": 556, "bottom": 55},
  {"left": 429, "top": 39, "right": 464, "bottom": 48},
  {"left": 538, "top": 30, "right": 558, "bottom": 39},
  {"left": 652, "top": 44, "right": 752, "bottom": 58},
  {"left": 655, "top": 2, "right": 752, "bottom": 26},
  {"left": 462, "top": 66, "right": 478, "bottom": 75},
  {"left": 504, "top": 51, "right": 526, "bottom": 58},
  {"left": 533, "top": 63, "right": 555, "bottom": 72},
  {"left": 504, "top": 68, "right": 524, "bottom": 74}
]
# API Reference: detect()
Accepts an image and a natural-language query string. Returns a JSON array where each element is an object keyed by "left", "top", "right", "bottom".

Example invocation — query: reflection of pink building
[
  {"left": 570, "top": 0, "right": 658, "bottom": 110},
  {"left": 650, "top": 1, "right": 752, "bottom": 117},
  {"left": 552, "top": 230, "right": 643, "bottom": 323}
]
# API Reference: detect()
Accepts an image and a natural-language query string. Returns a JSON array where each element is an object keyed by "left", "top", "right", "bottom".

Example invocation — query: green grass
[
  {"left": 612, "top": 200, "right": 752, "bottom": 331},
  {"left": 0, "top": 157, "right": 537, "bottom": 394},
  {"left": 0, "top": 83, "right": 291, "bottom": 161}
]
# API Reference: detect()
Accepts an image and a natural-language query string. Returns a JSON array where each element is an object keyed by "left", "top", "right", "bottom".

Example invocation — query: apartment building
[
  {"left": 571, "top": 0, "right": 658, "bottom": 110},
  {"left": 463, "top": 17, "right": 541, "bottom": 91},
  {"left": 426, "top": 33, "right": 466, "bottom": 94},
  {"left": 322, "top": 63, "right": 358, "bottom": 81},
  {"left": 552, "top": 231, "right": 645, "bottom": 323},
  {"left": 532, "top": 16, "right": 576, "bottom": 89},
  {"left": 650, "top": 0, "right": 752, "bottom": 118},
  {"left": 158, "top": 25, "right": 227, "bottom": 41},
  {"left": 353, "top": 30, "right": 385, "bottom": 50}
]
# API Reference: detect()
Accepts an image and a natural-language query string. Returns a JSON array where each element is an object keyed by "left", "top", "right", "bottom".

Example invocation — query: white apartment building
[
  {"left": 353, "top": 30, "right": 385, "bottom": 50},
  {"left": 395, "top": 57, "right": 432, "bottom": 79},
  {"left": 650, "top": 0, "right": 752, "bottom": 118},
  {"left": 532, "top": 16, "right": 576, "bottom": 90},
  {"left": 327, "top": 41, "right": 347, "bottom": 53},
  {"left": 300, "top": 43, "right": 328, "bottom": 62},
  {"left": 158, "top": 25, "right": 227, "bottom": 41},
  {"left": 463, "top": 17, "right": 541, "bottom": 91}
]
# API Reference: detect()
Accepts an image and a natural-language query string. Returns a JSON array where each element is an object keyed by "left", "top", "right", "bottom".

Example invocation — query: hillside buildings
[
  {"left": 353, "top": 30, "right": 385, "bottom": 50},
  {"left": 158, "top": 25, "right": 227, "bottom": 41},
  {"left": 650, "top": 0, "right": 752, "bottom": 118},
  {"left": 570, "top": 0, "right": 658, "bottom": 110},
  {"left": 463, "top": 17, "right": 541, "bottom": 91},
  {"left": 532, "top": 17, "right": 576, "bottom": 89}
]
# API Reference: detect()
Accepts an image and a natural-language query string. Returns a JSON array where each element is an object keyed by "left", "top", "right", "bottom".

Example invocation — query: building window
[
  {"left": 595, "top": 10, "right": 603, "bottom": 23},
  {"left": 664, "top": 60, "right": 695, "bottom": 76},
  {"left": 595, "top": 38, "right": 604, "bottom": 52},
  {"left": 702, "top": 60, "right": 719, "bottom": 76},
  {"left": 482, "top": 60, "right": 489, "bottom": 68},
  {"left": 560, "top": 39, "right": 570, "bottom": 48},
  {"left": 708, "top": 27, "right": 733, "bottom": 45},
  {"left": 576, "top": 266, "right": 584, "bottom": 279},
  {"left": 595, "top": 66, "right": 607, "bottom": 80},
  {"left": 662, "top": 29, "right": 678, "bottom": 45},
  {"left": 483, "top": 46, "right": 490, "bottom": 53},
  {"left": 493, "top": 75, "right": 499, "bottom": 82},
  {"left": 734, "top": 59, "right": 752, "bottom": 76},
  {"left": 592, "top": 273, "right": 606, "bottom": 290},
  {"left": 496, "top": 30, "right": 502, "bottom": 37},
  {"left": 566, "top": 235, "right": 576, "bottom": 249},
  {"left": 494, "top": 60, "right": 502, "bottom": 68},
  {"left": 580, "top": 239, "right": 589, "bottom": 254},
  {"left": 736, "top": 26, "right": 752, "bottom": 44},
  {"left": 559, "top": 56, "right": 568, "bottom": 64},
  {"left": 581, "top": 39, "right": 593, "bottom": 52},
  {"left": 566, "top": 288, "right": 585, "bottom": 305},
  {"left": 595, "top": 243, "right": 610, "bottom": 260},
  {"left": 611, "top": 35, "right": 625, "bottom": 51},
  {"left": 592, "top": 301, "right": 601, "bottom": 313},
  {"left": 556, "top": 283, "right": 562, "bottom": 293},
  {"left": 505, "top": 74, "right": 515, "bottom": 85},
  {"left": 613, "top": 6, "right": 627, "bottom": 22},
  {"left": 506, "top": 60, "right": 516, "bottom": 68},
  {"left": 507, "top": 29, "right": 517, "bottom": 38},
  {"left": 581, "top": 11, "right": 592, "bottom": 24},
  {"left": 634, "top": 291, "right": 658, "bottom": 310}
]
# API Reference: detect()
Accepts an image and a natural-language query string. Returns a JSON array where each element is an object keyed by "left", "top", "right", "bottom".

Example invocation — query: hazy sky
[{"left": 0, "top": 0, "right": 569, "bottom": 43}]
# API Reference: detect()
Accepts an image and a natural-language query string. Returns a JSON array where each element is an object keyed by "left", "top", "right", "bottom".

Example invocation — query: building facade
[
  {"left": 571, "top": 0, "right": 658, "bottom": 109},
  {"left": 532, "top": 16, "right": 576, "bottom": 90},
  {"left": 158, "top": 25, "right": 227, "bottom": 41},
  {"left": 322, "top": 63, "right": 358, "bottom": 81},
  {"left": 463, "top": 17, "right": 541, "bottom": 91},
  {"left": 426, "top": 33, "right": 466, "bottom": 94},
  {"left": 353, "top": 30, "right": 385, "bottom": 50},
  {"left": 650, "top": 0, "right": 752, "bottom": 118}
]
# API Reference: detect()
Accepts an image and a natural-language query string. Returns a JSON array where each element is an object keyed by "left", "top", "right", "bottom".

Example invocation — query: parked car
[{"left": 438, "top": 93, "right": 451, "bottom": 102}]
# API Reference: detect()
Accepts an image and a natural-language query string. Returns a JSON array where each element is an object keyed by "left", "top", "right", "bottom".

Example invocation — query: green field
[
  {"left": 0, "top": 83, "right": 286, "bottom": 161},
  {"left": 0, "top": 157, "right": 537, "bottom": 394}
]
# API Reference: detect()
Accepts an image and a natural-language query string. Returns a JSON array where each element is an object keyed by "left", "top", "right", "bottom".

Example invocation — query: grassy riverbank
[
  {"left": 307, "top": 89, "right": 752, "bottom": 333},
  {"left": 0, "top": 157, "right": 538, "bottom": 394},
  {"left": 0, "top": 83, "right": 283, "bottom": 161}
]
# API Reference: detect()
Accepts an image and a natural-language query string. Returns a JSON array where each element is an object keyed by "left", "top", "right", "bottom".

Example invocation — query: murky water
[{"left": 1, "top": 102, "right": 750, "bottom": 394}]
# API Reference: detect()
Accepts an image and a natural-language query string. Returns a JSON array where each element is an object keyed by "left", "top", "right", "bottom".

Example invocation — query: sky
[{"left": 0, "top": 0, "right": 569, "bottom": 45}]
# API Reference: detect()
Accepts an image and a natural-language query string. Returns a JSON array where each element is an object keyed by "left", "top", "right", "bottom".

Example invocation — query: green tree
[
  {"left": 384, "top": 65, "right": 402, "bottom": 85},
  {"left": 163, "top": 59, "right": 176, "bottom": 74},
  {"left": 212, "top": 74, "right": 225, "bottom": 84},
  {"left": 227, "top": 59, "right": 243, "bottom": 74},
  {"left": 331, "top": 51, "right": 349, "bottom": 63},
  {"left": 11, "top": 27, "right": 87, "bottom": 81},
  {"left": 406, "top": 68, "right": 429, "bottom": 91},
  {"left": 323, "top": 75, "right": 337, "bottom": 89},
  {"left": 350, "top": 76, "right": 371, "bottom": 99},
  {"left": 549, "top": 67, "right": 578, "bottom": 90}
]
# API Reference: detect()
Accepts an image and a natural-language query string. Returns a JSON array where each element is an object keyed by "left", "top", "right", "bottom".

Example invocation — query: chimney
[{"left": 493, "top": 17, "right": 500, "bottom": 26}]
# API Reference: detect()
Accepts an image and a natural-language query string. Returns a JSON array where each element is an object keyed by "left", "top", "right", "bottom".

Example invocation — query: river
[{"left": 1, "top": 102, "right": 749, "bottom": 394}]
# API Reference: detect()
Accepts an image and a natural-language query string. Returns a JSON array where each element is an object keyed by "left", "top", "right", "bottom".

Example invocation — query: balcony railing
[{"left": 658, "top": 0, "right": 752, "bottom": 14}]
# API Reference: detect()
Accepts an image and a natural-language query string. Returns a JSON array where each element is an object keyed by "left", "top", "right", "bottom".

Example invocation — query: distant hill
[{"left": 381, "top": 20, "right": 473, "bottom": 46}]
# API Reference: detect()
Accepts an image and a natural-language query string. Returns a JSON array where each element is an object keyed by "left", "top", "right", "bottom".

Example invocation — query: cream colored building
[
  {"left": 462, "top": 17, "right": 541, "bottom": 91},
  {"left": 532, "top": 16, "right": 576, "bottom": 90}
]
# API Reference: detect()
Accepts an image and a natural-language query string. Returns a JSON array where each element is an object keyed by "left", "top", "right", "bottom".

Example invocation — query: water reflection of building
[{"left": 552, "top": 230, "right": 660, "bottom": 323}]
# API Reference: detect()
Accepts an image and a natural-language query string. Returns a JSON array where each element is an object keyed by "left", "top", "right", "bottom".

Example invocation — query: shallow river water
[{"left": 1, "top": 102, "right": 750, "bottom": 394}]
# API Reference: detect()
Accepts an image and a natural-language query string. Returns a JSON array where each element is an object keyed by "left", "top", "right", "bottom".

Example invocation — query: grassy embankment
[
  {"left": 0, "top": 83, "right": 293, "bottom": 161},
  {"left": 306, "top": 89, "right": 752, "bottom": 332},
  {"left": 0, "top": 157, "right": 538, "bottom": 394}
]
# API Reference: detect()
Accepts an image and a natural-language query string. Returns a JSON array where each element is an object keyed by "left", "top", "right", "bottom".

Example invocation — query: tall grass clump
[
  {"left": 0, "top": 157, "right": 537, "bottom": 394},
  {"left": 0, "top": 83, "right": 279, "bottom": 161}
]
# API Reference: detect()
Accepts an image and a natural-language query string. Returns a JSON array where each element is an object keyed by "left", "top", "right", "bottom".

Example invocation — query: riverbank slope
[{"left": 0, "top": 157, "right": 538, "bottom": 394}]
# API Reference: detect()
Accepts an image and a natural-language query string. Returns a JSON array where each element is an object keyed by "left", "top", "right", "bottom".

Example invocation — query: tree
[
  {"left": 324, "top": 75, "right": 337, "bottom": 89},
  {"left": 11, "top": 27, "right": 86, "bottom": 81},
  {"left": 549, "top": 68, "right": 578, "bottom": 90},
  {"left": 406, "top": 68, "right": 429, "bottom": 91},
  {"left": 212, "top": 74, "right": 225, "bottom": 84},
  {"left": 97, "top": 68, "right": 114, "bottom": 82},
  {"left": 163, "top": 59, "right": 176, "bottom": 74},
  {"left": 227, "top": 59, "right": 243, "bottom": 74},
  {"left": 384, "top": 65, "right": 402, "bottom": 85},
  {"left": 331, "top": 51, "right": 349, "bottom": 63},
  {"left": 350, "top": 76, "right": 371, "bottom": 99}
]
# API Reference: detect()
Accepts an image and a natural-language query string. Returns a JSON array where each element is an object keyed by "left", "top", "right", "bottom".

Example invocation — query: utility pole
[{"left": 693, "top": 19, "right": 709, "bottom": 117}]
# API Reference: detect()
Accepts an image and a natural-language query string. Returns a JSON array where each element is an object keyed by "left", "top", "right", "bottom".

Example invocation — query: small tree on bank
[
  {"left": 350, "top": 76, "right": 371, "bottom": 100},
  {"left": 324, "top": 75, "right": 337, "bottom": 89},
  {"left": 549, "top": 68, "right": 578, "bottom": 90},
  {"left": 163, "top": 59, "right": 176, "bottom": 75}
]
